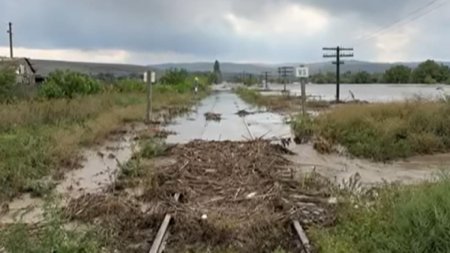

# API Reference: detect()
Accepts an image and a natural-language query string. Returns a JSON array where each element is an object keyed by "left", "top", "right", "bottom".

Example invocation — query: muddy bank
[
  {"left": 0, "top": 125, "right": 143, "bottom": 224},
  {"left": 288, "top": 143, "right": 443, "bottom": 187}
]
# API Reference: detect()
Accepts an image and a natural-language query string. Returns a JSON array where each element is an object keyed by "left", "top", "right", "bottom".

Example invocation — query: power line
[{"left": 353, "top": 0, "right": 448, "bottom": 46}]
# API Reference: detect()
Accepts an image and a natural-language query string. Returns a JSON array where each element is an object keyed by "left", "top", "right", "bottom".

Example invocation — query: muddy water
[
  {"left": 288, "top": 144, "right": 445, "bottom": 186},
  {"left": 0, "top": 132, "right": 138, "bottom": 224},
  {"left": 166, "top": 92, "right": 292, "bottom": 143},
  {"left": 261, "top": 83, "right": 450, "bottom": 102}
]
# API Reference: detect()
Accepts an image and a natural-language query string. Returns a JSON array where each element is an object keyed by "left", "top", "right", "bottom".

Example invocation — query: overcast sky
[{"left": 1, "top": 0, "right": 449, "bottom": 64}]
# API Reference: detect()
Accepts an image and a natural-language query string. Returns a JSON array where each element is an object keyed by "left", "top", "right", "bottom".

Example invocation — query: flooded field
[{"left": 261, "top": 83, "right": 450, "bottom": 102}]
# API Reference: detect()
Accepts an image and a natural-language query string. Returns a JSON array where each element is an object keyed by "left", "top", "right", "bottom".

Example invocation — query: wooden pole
[
  {"left": 8, "top": 22, "right": 13, "bottom": 58},
  {"left": 293, "top": 220, "right": 311, "bottom": 253},
  {"left": 301, "top": 78, "right": 306, "bottom": 116}
]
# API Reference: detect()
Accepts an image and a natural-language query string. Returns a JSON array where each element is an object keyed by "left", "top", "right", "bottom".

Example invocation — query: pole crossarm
[{"left": 322, "top": 46, "right": 354, "bottom": 103}]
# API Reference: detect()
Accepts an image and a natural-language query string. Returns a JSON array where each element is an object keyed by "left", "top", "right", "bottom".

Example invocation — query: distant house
[{"left": 0, "top": 57, "right": 38, "bottom": 85}]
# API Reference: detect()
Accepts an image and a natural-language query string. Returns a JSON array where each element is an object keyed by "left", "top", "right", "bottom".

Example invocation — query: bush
[
  {"left": 291, "top": 115, "right": 314, "bottom": 143},
  {"left": 312, "top": 177, "right": 450, "bottom": 253},
  {"left": 0, "top": 66, "right": 17, "bottom": 102},
  {"left": 39, "top": 70, "right": 100, "bottom": 99},
  {"left": 113, "top": 79, "right": 146, "bottom": 93}
]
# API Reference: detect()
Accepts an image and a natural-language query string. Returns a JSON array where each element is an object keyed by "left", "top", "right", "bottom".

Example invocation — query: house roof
[{"left": 0, "top": 57, "right": 37, "bottom": 74}]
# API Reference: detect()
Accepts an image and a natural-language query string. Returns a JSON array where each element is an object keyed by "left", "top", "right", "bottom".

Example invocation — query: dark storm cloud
[
  {"left": 1, "top": 0, "right": 236, "bottom": 55},
  {"left": 1, "top": 0, "right": 449, "bottom": 62}
]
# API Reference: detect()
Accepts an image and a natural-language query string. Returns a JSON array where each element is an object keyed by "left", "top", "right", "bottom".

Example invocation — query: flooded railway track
[{"left": 148, "top": 112, "right": 315, "bottom": 253}]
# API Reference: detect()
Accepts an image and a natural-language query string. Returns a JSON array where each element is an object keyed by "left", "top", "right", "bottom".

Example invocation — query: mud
[
  {"left": 0, "top": 127, "right": 142, "bottom": 224},
  {"left": 288, "top": 143, "right": 444, "bottom": 187}
]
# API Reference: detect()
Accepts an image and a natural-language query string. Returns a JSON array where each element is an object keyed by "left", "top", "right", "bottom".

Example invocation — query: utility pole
[
  {"left": 7, "top": 22, "right": 13, "bottom": 58},
  {"left": 323, "top": 46, "right": 354, "bottom": 103},
  {"left": 278, "top": 66, "right": 294, "bottom": 92}
]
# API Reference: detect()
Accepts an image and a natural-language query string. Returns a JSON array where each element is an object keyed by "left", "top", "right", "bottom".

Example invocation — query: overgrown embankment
[
  {"left": 293, "top": 99, "right": 450, "bottom": 161},
  {"left": 312, "top": 176, "right": 450, "bottom": 253},
  {"left": 0, "top": 68, "right": 209, "bottom": 201}
]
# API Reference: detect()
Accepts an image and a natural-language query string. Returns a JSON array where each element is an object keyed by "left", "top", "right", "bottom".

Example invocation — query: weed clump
[{"left": 0, "top": 199, "right": 105, "bottom": 253}]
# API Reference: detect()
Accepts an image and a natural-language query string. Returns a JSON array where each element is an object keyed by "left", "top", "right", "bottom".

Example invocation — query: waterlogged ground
[
  {"left": 261, "top": 83, "right": 450, "bottom": 102},
  {"left": 165, "top": 90, "right": 444, "bottom": 186},
  {"left": 0, "top": 127, "right": 141, "bottom": 224},
  {"left": 288, "top": 144, "right": 444, "bottom": 186},
  {"left": 166, "top": 92, "right": 292, "bottom": 143},
  {"left": 2, "top": 89, "right": 450, "bottom": 226}
]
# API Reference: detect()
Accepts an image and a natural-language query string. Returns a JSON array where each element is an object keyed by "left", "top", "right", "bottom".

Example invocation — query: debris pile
[
  {"left": 204, "top": 112, "right": 222, "bottom": 121},
  {"left": 145, "top": 140, "right": 336, "bottom": 252},
  {"left": 236, "top": 109, "right": 253, "bottom": 117},
  {"left": 65, "top": 193, "right": 165, "bottom": 253},
  {"left": 66, "top": 141, "right": 336, "bottom": 252}
]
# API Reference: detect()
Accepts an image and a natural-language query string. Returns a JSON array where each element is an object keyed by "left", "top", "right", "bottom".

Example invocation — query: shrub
[
  {"left": 141, "top": 138, "right": 167, "bottom": 159},
  {"left": 291, "top": 115, "right": 314, "bottom": 143},
  {"left": 113, "top": 79, "right": 146, "bottom": 93},
  {"left": 160, "top": 68, "right": 189, "bottom": 85},
  {"left": 39, "top": 70, "right": 100, "bottom": 99}
]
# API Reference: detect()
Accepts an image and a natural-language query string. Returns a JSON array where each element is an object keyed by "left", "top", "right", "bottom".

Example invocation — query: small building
[{"left": 0, "top": 57, "right": 37, "bottom": 85}]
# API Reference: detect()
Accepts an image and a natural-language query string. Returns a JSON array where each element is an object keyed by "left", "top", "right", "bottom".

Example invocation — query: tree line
[{"left": 311, "top": 60, "right": 450, "bottom": 84}]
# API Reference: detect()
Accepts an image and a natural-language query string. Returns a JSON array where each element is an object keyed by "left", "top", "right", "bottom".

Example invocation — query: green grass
[
  {"left": 0, "top": 198, "right": 105, "bottom": 253},
  {"left": 312, "top": 177, "right": 450, "bottom": 253},
  {"left": 293, "top": 99, "right": 450, "bottom": 161},
  {"left": 0, "top": 90, "right": 200, "bottom": 201}
]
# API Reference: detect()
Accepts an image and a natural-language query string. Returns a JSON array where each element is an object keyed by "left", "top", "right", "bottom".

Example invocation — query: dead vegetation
[
  {"left": 65, "top": 140, "right": 337, "bottom": 252},
  {"left": 204, "top": 112, "right": 222, "bottom": 121}
]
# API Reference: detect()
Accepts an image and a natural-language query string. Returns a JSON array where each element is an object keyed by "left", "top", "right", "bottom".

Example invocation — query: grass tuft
[
  {"left": 312, "top": 176, "right": 450, "bottom": 253},
  {"left": 293, "top": 99, "right": 450, "bottom": 161}
]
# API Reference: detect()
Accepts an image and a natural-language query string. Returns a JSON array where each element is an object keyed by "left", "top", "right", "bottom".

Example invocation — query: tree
[
  {"left": 352, "top": 71, "right": 371, "bottom": 83},
  {"left": 213, "top": 60, "right": 222, "bottom": 84},
  {"left": 159, "top": 68, "right": 189, "bottom": 85},
  {"left": 39, "top": 70, "right": 101, "bottom": 99},
  {"left": 384, "top": 65, "right": 412, "bottom": 83},
  {"left": 412, "top": 60, "right": 449, "bottom": 84}
]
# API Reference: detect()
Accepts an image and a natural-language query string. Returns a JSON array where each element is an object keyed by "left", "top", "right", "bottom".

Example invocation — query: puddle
[
  {"left": 288, "top": 144, "right": 446, "bottom": 186},
  {"left": 166, "top": 92, "right": 292, "bottom": 143},
  {"left": 0, "top": 131, "right": 139, "bottom": 224},
  {"left": 56, "top": 135, "right": 136, "bottom": 197}
]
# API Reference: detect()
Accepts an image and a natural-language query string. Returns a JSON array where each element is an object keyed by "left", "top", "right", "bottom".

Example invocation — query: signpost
[
  {"left": 145, "top": 71, "right": 156, "bottom": 124},
  {"left": 296, "top": 66, "right": 309, "bottom": 116}
]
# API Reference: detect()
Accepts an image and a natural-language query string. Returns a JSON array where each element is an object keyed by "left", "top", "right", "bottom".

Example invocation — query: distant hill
[
  {"left": 30, "top": 59, "right": 149, "bottom": 77},
  {"left": 26, "top": 59, "right": 450, "bottom": 79},
  {"left": 154, "top": 60, "right": 450, "bottom": 75}
]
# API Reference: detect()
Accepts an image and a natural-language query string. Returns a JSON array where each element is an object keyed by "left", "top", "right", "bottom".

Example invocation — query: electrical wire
[{"left": 353, "top": 0, "right": 448, "bottom": 46}]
